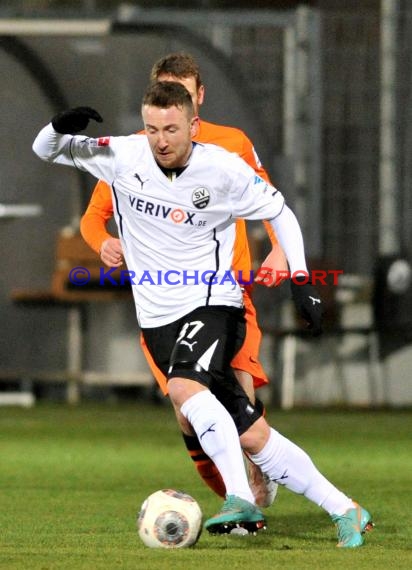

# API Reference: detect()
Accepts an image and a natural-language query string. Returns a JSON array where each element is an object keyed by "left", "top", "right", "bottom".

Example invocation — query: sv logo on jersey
[{"left": 192, "top": 187, "right": 210, "bottom": 209}]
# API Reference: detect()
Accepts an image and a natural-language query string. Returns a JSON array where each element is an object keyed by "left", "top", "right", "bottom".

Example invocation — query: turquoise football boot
[
  {"left": 205, "top": 495, "right": 266, "bottom": 535},
  {"left": 331, "top": 503, "right": 374, "bottom": 548}
]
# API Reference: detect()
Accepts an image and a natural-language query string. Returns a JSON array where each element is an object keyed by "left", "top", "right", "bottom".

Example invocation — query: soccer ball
[{"left": 137, "top": 489, "right": 202, "bottom": 548}]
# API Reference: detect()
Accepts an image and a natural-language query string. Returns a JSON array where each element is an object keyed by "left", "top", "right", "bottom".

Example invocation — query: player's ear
[
  {"left": 191, "top": 116, "right": 199, "bottom": 137},
  {"left": 197, "top": 85, "right": 205, "bottom": 107}
]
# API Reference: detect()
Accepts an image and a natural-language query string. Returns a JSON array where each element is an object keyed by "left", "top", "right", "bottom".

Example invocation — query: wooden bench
[
  {"left": 5, "top": 231, "right": 153, "bottom": 404},
  {"left": 13, "top": 230, "right": 132, "bottom": 303}
]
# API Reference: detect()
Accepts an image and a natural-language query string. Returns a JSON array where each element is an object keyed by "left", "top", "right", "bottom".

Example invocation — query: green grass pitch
[{"left": 0, "top": 402, "right": 411, "bottom": 569}]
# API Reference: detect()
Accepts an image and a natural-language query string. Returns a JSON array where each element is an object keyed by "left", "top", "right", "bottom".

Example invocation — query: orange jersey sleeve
[
  {"left": 80, "top": 179, "right": 114, "bottom": 254},
  {"left": 194, "top": 121, "right": 278, "bottom": 274},
  {"left": 230, "top": 127, "right": 278, "bottom": 248},
  {"left": 237, "top": 131, "right": 278, "bottom": 249}
]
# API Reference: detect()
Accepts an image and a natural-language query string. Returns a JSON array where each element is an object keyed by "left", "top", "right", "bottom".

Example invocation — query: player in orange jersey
[{"left": 80, "top": 52, "right": 287, "bottom": 506}]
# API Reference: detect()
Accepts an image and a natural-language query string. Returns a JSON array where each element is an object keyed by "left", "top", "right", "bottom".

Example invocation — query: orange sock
[{"left": 182, "top": 433, "right": 226, "bottom": 498}]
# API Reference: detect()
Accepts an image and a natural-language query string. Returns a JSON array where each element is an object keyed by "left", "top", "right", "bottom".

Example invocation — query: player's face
[
  {"left": 156, "top": 74, "right": 204, "bottom": 116},
  {"left": 143, "top": 104, "right": 198, "bottom": 169}
]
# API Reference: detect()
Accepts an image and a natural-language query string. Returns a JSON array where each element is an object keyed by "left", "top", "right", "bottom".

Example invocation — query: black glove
[
  {"left": 290, "top": 275, "right": 324, "bottom": 336},
  {"left": 51, "top": 106, "right": 103, "bottom": 134}
]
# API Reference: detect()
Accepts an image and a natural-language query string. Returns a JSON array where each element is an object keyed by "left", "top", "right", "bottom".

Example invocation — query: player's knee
[
  {"left": 168, "top": 376, "right": 202, "bottom": 407},
  {"left": 239, "top": 416, "right": 271, "bottom": 454},
  {"left": 167, "top": 361, "right": 210, "bottom": 404}
]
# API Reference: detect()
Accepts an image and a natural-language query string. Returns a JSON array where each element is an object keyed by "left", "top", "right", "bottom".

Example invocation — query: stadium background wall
[{"left": 0, "top": 1, "right": 411, "bottom": 406}]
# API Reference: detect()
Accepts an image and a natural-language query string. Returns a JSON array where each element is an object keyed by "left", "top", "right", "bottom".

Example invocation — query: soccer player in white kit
[{"left": 33, "top": 82, "right": 373, "bottom": 547}]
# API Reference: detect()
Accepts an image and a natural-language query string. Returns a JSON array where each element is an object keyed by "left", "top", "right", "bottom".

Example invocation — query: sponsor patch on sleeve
[{"left": 97, "top": 136, "right": 110, "bottom": 146}]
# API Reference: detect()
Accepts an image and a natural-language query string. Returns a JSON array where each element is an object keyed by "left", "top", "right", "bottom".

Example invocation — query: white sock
[
  {"left": 181, "top": 390, "right": 255, "bottom": 504},
  {"left": 249, "top": 428, "right": 354, "bottom": 515}
]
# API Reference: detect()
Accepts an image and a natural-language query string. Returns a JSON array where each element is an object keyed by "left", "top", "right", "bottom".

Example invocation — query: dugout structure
[{"left": 1, "top": 2, "right": 411, "bottom": 406}]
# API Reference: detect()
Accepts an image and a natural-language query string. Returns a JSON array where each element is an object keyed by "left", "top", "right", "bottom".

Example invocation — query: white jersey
[{"left": 33, "top": 125, "right": 285, "bottom": 327}]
